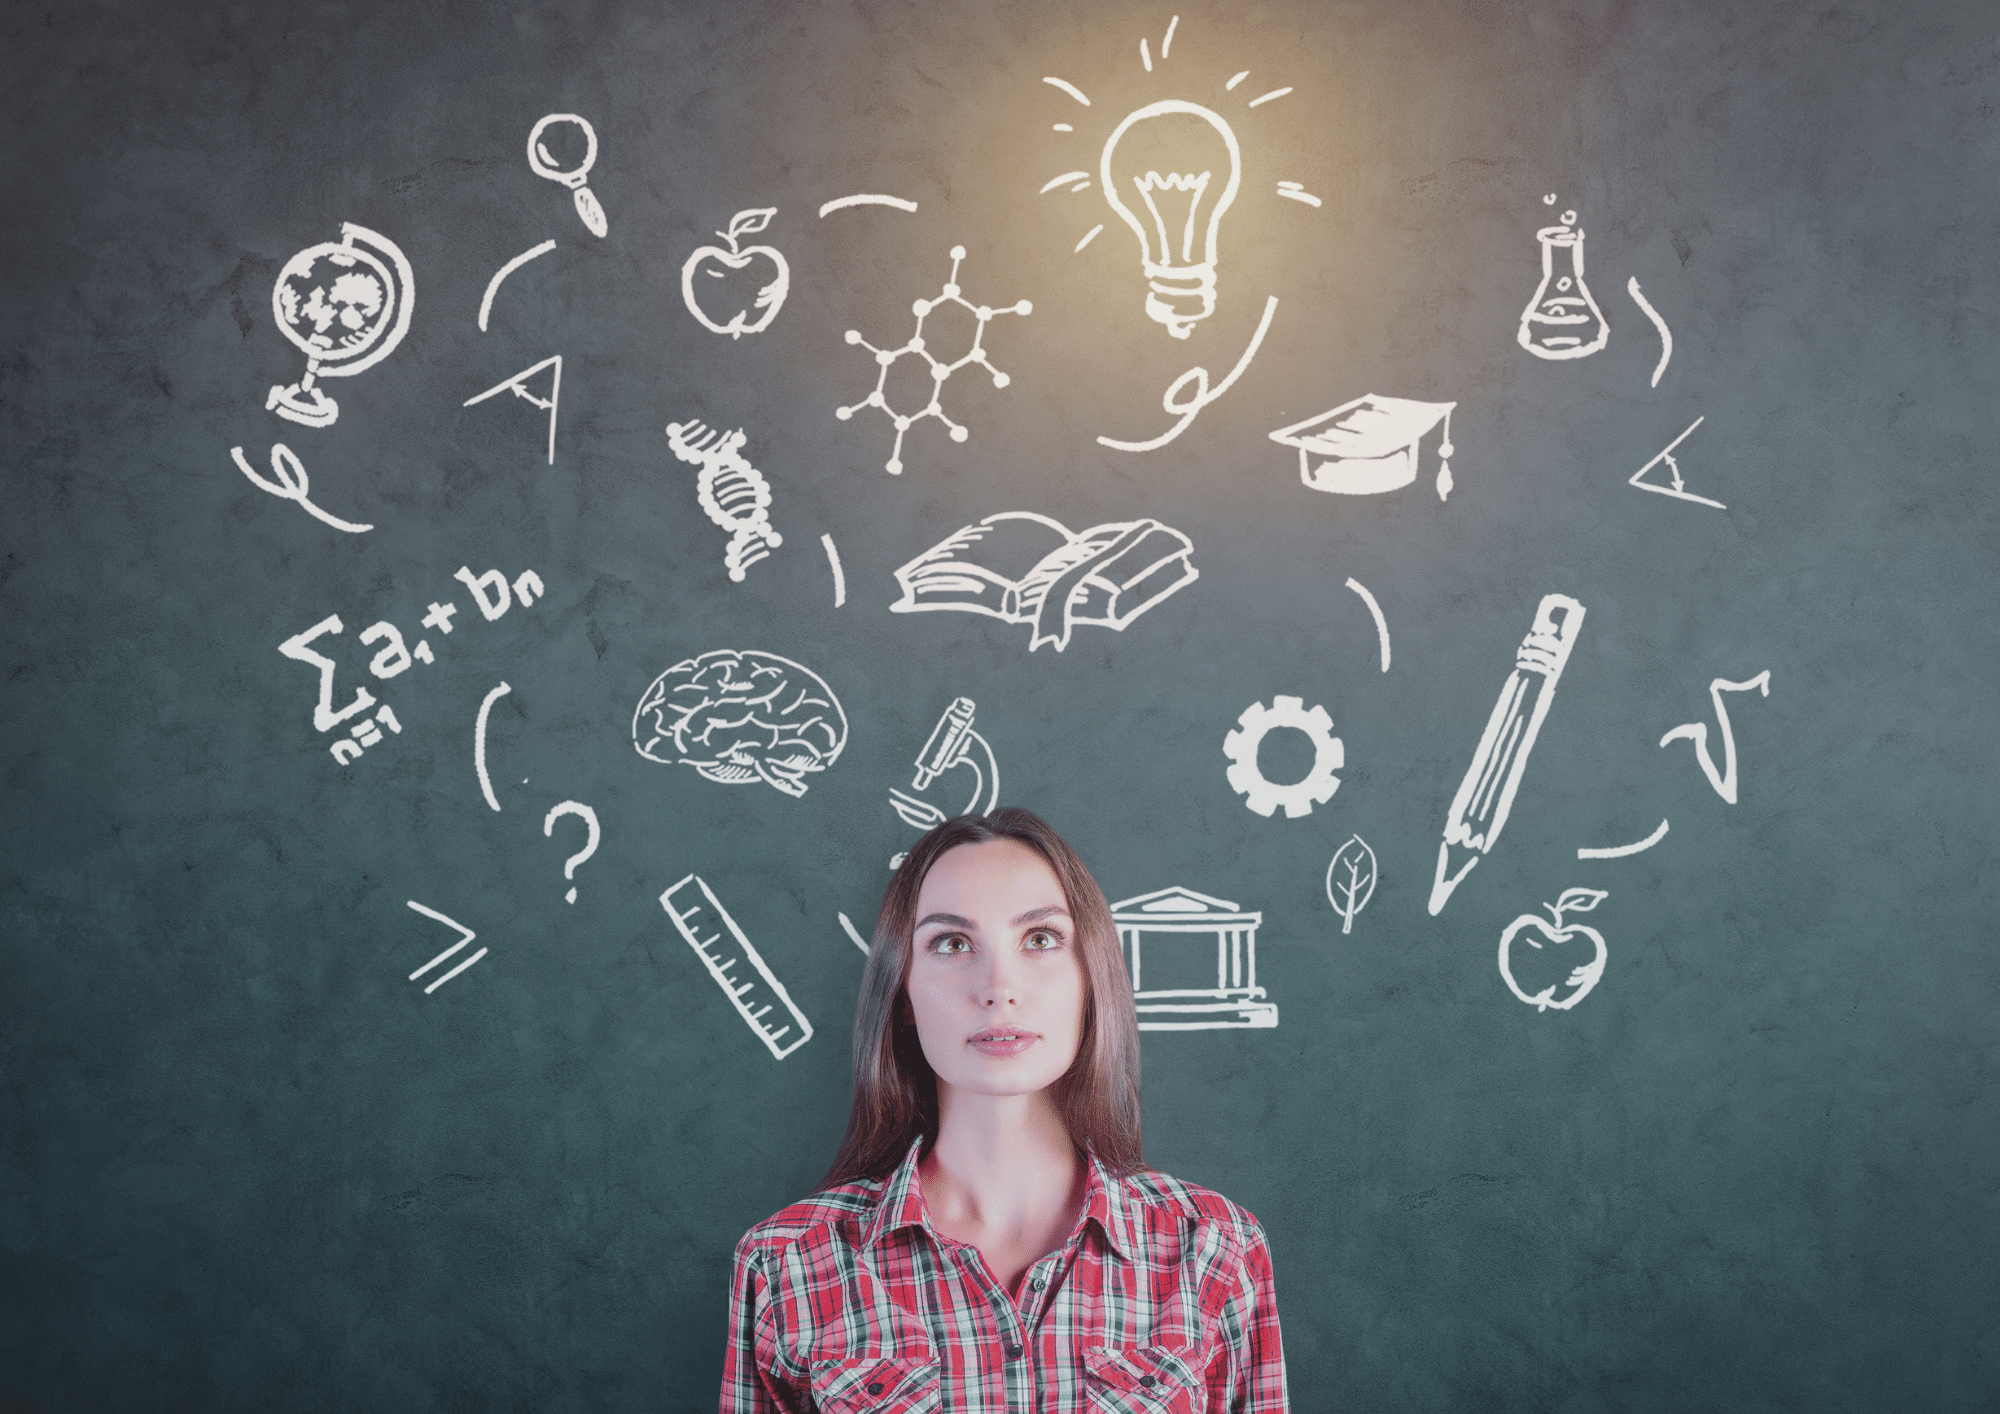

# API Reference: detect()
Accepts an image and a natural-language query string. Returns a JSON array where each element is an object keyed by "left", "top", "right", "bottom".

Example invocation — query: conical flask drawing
[{"left": 1517, "top": 211, "right": 1608, "bottom": 360}]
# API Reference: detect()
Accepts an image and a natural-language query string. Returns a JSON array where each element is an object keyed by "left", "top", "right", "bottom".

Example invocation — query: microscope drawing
[{"left": 888, "top": 697, "right": 1000, "bottom": 867}]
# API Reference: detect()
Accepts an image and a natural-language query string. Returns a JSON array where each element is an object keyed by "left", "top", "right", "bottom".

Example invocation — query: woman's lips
[{"left": 967, "top": 1029, "right": 1037, "bottom": 1057}]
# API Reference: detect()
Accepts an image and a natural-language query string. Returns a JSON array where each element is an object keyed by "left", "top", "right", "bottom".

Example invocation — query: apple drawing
[
  {"left": 680, "top": 208, "right": 790, "bottom": 339},
  {"left": 1497, "top": 886, "right": 1609, "bottom": 1011}
]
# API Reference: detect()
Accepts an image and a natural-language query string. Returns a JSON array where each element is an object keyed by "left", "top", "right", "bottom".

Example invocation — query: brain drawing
[{"left": 632, "top": 649, "right": 848, "bottom": 798}]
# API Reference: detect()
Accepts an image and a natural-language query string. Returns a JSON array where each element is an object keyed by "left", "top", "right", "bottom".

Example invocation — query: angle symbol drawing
[
  {"left": 665, "top": 420, "right": 782, "bottom": 582},
  {"left": 1630, "top": 417, "right": 1724, "bottom": 509},
  {"left": 661, "top": 874, "right": 813, "bottom": 1060},
  {"left": 835, "top": 245, "right": 1030, "bottom": 475},
  {"left": 1660, "top": 671, "right": 1770, "bottom": 804},
  {"left": 464, "top": 357, "right": 562, "bottom": 465}
]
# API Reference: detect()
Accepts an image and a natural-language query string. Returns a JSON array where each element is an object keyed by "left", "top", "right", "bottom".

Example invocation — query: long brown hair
[{"left": 818, "top": 808, "right": 1144, "bottom": 1187}]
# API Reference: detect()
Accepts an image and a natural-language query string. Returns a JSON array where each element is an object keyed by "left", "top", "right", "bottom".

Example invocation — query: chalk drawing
[
  {"left": 664, "top": 420, "right": 783, "bottom": 582},
  {"left": 1660, "top": 671, "right": 1771, "bottom": 804},
  {"left": 1629, "top": 416, "right": 1725, "bottom": 509},
  {"left": 464, "top": 356, "right": 562, "bottom": 466},
  {"left": 1223, "top": 696, "right": 1343, "bottom": 819},
  {"left": 230, "top": 444, "right": 373, "bottom": 533},
  {"left": 1095, "top": 100, "right": 1242, "bottom": 340},
  {"left": 837, "top": 912, "right": 871, "bottom": 955},
  {"left": 1112, "top": 886, "right": 1277, "bottom": 1031},
  {"left": 682, "top": 208, "right": 789, "bottom": 339},
  {"left": 1429, "top": 594, "right": 1588, "bottom": 915},
  {"left": 279, "top": 615, "right": 377, "bottom": 733},
  {"left": 329, "top": 704, "right": 403, "bottom": 765},
  {"left": 1271, "top": 395, "right": 1458, "bottom": 501},
  {"left": 836, "top": 245, "right": 1030, "bottom": 475},
  {"left": 1518, "top": 209, "right": 1608, "bottom": 360},
  {"left": 474, "top": 682, "right": 512, "bottom": 812},
  {"left": 1578, "top": 818, "right": 1669, "bottom": 860},
  {"left": 889, "top": 697, "right": 1000, "bottom": 843},
  {"left": 1276, "top": 181, "right": 1321, "bottom": 208},
  {"left": 1325, "top": 836, "right": 1378, "bottom": 936},
  {"left": 1098, "top": 296, "right": 1278, "bottom": 452},
  {"left": 268, "top": 222, "right": 414, "bottom": 428},
  {"left": 892, "top": 511, "right": 1197, "bottom": 652},
  {"left": 1043, "top": 77, "right": 1092, "bottom": 107},
  {"left": 1498, "top": 887, "right": 1608, "bottom": 1012},
  {"left": 542, "top": 801, "right": 600, "bottom": 904},
  {"left": 1345, "top": 578, "right": 1392, "bottom": 672},
  {"left": 1627, "top": 276, "right": 1672, "bottom": 386},
  {"left": 661, "top": 874, "right": 814, "bottom": 1059},
  {"left": 478, "top": 240, "right": 557, "bottom": 332},
  {"left": 820, "top": 533, "right": 846, "bottom": 607},
  {"left": 818, "top": 194, "right": 918, "bottom": 217},
  {"left": 407, "top": 901, "right": 486, "bottom": 995},
  {"left": 526, "top": 113, "right": 607, "bottom": 237},
  {"left": 632, "top": 650, "right": 847, "bottom": 797}
]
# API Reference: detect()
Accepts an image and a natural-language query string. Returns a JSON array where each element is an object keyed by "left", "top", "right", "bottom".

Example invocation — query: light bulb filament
[{"left": 1135, "top": 170, "right": 1211, "bottom": 267}]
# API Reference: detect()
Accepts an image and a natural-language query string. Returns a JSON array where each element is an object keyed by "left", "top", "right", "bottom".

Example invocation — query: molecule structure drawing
[
  {"left": 835, "top": 245, "right": 1031, "bottom": 475},
  {"left": 1223, "top": 695, "right": 1343, "bottom": 818}
]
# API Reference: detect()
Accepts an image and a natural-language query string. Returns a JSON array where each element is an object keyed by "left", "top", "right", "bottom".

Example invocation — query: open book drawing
[{"left": 891, "top": 512, "right": 1199, "bottom": 652}]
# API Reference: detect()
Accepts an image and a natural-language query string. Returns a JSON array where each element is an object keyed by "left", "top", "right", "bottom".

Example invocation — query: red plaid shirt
[{"left": 720, "top": 1138, "right": 1288, "bottom": 1412}]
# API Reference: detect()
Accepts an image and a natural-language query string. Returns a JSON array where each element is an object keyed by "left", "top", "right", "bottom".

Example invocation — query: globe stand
[{"left": 267, "top": 377, "right": 338, "bottom": 428}]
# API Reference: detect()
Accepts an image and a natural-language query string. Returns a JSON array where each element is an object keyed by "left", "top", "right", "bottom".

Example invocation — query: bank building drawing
[{"left": 1111, "top": 886, "right": 1278, "bottom": 1031}]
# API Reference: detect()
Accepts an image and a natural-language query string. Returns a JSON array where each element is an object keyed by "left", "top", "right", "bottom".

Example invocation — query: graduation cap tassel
[{"left": 1435, "top": 406, "right": 1455, "bottom": 502}]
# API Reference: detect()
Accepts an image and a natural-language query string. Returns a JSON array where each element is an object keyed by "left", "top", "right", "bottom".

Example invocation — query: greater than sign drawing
[
  {"left": 661, "top": 874, "right": 814, "bottom": 1059},
  {"left": 1224, "top": 696, "right": 1343, "bottom": 818},
  {"left": 1630, "top": 416, "right": 1725, "bottom": 509},
  {"left": 890, "top": 697, "right": 1001, "bottom": 835},
  {"left": 891, "top": 512, "right": 1197, "bottom": 652},
  {"left": 1271, "top": 395, "right": 1457, "bottom": 501},
  {"left": 1660, "top": 671, "right": 1770, "bottom": 804},
  {"left": 682, "top": 209, "right": 789, "bottom": 339},
  {"left": 1112, "top": 886, "right": 1277, "bottom": 1031},
  {"left": 1429, "top": 593, "right": 1588, "bottom": 915},
  {"left": 664, "top": 419, "right": 783, "bottom": 582},
  {"left": 1325, "top": 836, "right": 1378, "bottom": 935},
  {"left": 1498, "top": 887, "right": 1609, "bottom": 1012},
  {"left": 406, "top": 901, "right": 486, "bottom": 995},
  {"left": 632, "top": 650, "right": 847, "bottom": 797},
  {"left": 230, "top": 444, "right": 373, "bottom": 533},
  {"left": 526, "top": 113, "right": 607, "bottom": 237},
  {"left": 267, "top": 222, "right": 414, "bottom": 428},
  {"left": 1518, "top": 207, "right": 1608, "bottom": 360},
  {"left": 836, "top": 245, "right": 1030, "bottom": 474},
  {"left": 464, "top": 356, "right": 562, "bottom": 465}
]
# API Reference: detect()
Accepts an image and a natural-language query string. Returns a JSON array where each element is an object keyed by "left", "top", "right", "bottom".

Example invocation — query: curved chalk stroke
[
  {"left": 817, "top": 194, "right": 918, "bottom": 217},
  {"left": 478, "top": 240, "right": 557, "bottom": 332},
  {"left": 1344, "top": 577, "right": 1391, "bottom": 672},
  {"left": 1578, "top": 818, "right": 1670, "bottom": 859},
  {"left": 474, "top": 682, "right": 512, "bottom": 811},
  {"left": 1627, "top": 276, "right": 1672, "bottom": 387},
  {"left": 821, "top": 533, "right": 846, "bottom": 607}
]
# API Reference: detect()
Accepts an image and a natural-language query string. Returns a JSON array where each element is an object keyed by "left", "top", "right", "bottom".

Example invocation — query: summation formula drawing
[
  {"left": 267, "top": 222, "right": 414, "bottom": 428},
  {"left": 682, "top": 208, "right": 790, "bottom": 339},
  {"left": 1498, "top": 887, "right": 1609, "bottom": 1012},
  {"left": 1224, "top": 696, "right": 1343, "bottom": 819},
  {"left": 891, "top": 512, "right": 1197, "bottom": 652},
  {"left": 665, "top": 420, "right": 782, "bottom": 582},
  {"left": 1112, "top": 886, "right": 1277, "bottom": 1031},
  {"left": 661, "top": 874, "right": 814, "bottom": 1059},
  {"left": 836, "top": 245, "right": 1029, "bottom": 475},
  {"left": 632, "top": 650, "right": 847, "bottom": 797}
]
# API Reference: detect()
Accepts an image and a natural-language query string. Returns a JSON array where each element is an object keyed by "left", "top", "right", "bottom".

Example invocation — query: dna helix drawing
[{"left": 664, "top": 419, "right": 784, "bottom": 582}]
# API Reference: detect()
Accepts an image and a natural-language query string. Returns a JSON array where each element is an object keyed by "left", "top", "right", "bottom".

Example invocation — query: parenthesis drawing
[
  {"left": 821, "top": 533, "right": 846, "bottom": 607},
  {"left": 474, "top": 682, "right": 512, "bottom": 811},
  {"left": 478, "top": 240, "right": 558, "bottom": 332},
  {"left": 1627, "top": 277, "right": 1673, "bottom": 387},
  {"left": 1660, "top": 671, "right": 1770, "bottom": 804},
  {"left": 1344, "top": 578, "right": 1391, "bottom": 672}
]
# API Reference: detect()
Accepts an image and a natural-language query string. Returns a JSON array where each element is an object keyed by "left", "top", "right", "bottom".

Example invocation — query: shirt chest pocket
[
  {"left": 809, "top": 1355, "right": 941, "bottom": 1414},
  {"left": 1083, "top": 1345, "right": 1205, "bottom": 1414}
]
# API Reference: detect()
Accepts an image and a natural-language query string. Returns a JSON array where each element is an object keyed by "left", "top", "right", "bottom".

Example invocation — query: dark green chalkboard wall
[{"left": 4, "top": 0, "right": 1997, "bottom": 1408}]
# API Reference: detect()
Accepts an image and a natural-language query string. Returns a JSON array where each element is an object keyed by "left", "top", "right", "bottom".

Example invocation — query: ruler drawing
[{"left": 660, "top": 874, "right": 814, "bottom": 1060}]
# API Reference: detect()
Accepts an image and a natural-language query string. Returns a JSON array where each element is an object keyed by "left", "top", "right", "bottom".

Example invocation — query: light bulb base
[{"left": 1143, "top": 261, "right": 1217, "bottom": 339}]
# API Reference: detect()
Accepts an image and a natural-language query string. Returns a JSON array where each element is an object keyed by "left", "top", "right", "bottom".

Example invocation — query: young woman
[{"left": 720, "top": 809, "right": 1288, "bottom": 1412}]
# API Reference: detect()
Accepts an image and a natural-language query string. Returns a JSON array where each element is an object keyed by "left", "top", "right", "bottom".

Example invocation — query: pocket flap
[
  {"left": 809, "top": 1354, "right": 940, "bottom": 1414},
  {"left": 1083, "top": 1344, "right": 1202, "bottom": 1412}
]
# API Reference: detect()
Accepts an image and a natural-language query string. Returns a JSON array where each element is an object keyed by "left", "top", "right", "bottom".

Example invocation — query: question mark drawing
[{"left": 543, "top": 801, "right": 601, "bottom": 904}]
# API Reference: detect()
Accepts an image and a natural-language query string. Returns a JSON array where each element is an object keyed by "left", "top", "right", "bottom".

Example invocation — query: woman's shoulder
[
  {"left": 1112, "top": 1165, "right": 1271, "bottom": 1247},
  {"left": 732, "top": 1176, "right": 887, "bottom": 1262}
]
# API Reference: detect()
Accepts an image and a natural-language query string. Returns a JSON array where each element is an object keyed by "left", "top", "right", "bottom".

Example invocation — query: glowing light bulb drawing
[{"left": 1099, "top": 100, "right": 1241, "bottom": 340}]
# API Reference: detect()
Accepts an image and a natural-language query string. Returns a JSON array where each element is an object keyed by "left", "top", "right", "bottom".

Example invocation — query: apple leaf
[
  {"left": 726, "top": 208, "right": 778, "bottom": 244},
  {"left": 1551, "top": 886, "right": 1608, "bottom": 925}
]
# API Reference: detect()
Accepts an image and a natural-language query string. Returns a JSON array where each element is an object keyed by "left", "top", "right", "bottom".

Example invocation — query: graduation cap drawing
[{"left": 1269, "top": 394, "right": 1457, "bottom": 500}]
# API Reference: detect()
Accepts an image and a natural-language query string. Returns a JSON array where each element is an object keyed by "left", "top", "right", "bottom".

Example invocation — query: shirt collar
[{"left": 859, "top": 1135, "right": 1137, "bottom": 1263}]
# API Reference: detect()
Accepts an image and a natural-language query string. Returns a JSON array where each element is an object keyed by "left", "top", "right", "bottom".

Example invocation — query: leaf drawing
[
  {"left": 1553, "top": 886, "right": 1608, "bottom": 922},
  {"left": 726, "top": 207, "right": 777, "bottom": 243},
  {"left": 1325, "top": 835, "right": 1378, "bottom": 935}
]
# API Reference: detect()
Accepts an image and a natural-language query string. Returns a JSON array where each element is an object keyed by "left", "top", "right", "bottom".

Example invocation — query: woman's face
[{"left": 906, "top": 838, "right": 1089, "bottom": 1102}]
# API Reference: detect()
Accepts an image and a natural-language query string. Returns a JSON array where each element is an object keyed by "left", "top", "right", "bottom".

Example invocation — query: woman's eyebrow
[
  {"left": 1011, "top": 904, "right": 1071, "bottom": 926},
  {"left": 914, "top": 911, "right": 975, "bottom": 931}
]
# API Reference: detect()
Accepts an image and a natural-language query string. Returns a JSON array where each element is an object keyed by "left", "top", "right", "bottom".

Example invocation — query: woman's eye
[
  {"left": 1024, "top": 930, "right": 1063, "bottom": 951},
  {"left": 929, "top": 935, "right": 970, "bottom": 955}
]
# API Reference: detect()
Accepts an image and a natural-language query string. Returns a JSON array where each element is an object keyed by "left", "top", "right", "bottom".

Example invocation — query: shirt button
[
  {"left": 1030, "top": 1277, "right": 1045, "bottom": 1291},
  {"left": 1140, "top": 1375, "right": 1157, "bottom": 1387},
  {"left": 1004, "top": 1342, "right": 1023, "bottom": 1359},
  {"left": 865, "top": 1382, "right": 884, "bottom": 1396}
]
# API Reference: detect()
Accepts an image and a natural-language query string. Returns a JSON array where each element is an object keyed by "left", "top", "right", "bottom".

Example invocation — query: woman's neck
[{"left": 919, "top": 1085, "right": 1086, "bottom": 1294}]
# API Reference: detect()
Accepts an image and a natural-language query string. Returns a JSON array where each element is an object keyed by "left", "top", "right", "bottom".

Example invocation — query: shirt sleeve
[
  {"left": 1214, "top": 1214, "right": 1289, "bottom": 1414},
  {"left": 719, "top": 1233, "right": 805, "bottom": 1414}
]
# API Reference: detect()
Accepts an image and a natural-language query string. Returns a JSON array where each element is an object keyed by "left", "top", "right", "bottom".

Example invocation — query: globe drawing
[{"left": 273, "top": 245, "right": 395, "bottom": 366}]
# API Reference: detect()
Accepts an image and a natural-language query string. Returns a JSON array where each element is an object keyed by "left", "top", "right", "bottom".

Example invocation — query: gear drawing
[{"left": 1223, "top": 695, "right": 1343, "bottom": 818}]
